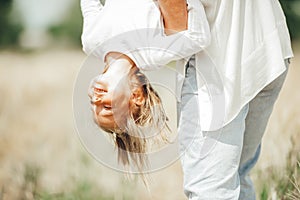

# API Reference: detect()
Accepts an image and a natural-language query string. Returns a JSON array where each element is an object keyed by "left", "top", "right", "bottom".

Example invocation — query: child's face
[{"left": 90, "top": 61, "right": 133, "bottom": 132}]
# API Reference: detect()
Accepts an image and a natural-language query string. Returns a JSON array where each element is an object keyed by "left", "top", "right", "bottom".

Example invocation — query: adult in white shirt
[{"left": 171, "top": 0, "right": 293, "bottom": 200}]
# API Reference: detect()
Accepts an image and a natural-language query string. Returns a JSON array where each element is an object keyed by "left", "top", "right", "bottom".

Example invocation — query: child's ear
[{"left": 131, "top": 88, "right": 145, "bottom": 106}]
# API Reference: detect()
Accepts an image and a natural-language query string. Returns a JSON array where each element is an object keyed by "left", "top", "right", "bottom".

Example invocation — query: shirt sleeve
[
  {"left": 80, "top": 0, "right": 103, "bottom": 20},
  {"left": 128, "top": 0, "right": 211, "bottom": 70},
  {"left": 83, "top": 0, "right": 211, "bottom": 70},
  {"left": 81, "top": 0, "right": 104, "bottom": 55},
  {"left": 186, "top": 0, "right": 211, "bottom": 47}
]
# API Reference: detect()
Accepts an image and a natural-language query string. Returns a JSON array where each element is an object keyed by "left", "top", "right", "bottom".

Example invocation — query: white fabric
[
  {"left": 81, "top": 0, "right": 210, "bottom": 66},
  {"left": 179, "top": 56, "right": 289, "bottom": 200},
  {"left": 183, "top": 0, "right": 294, "bottom": 131},
  {"left": 81, "top": 0, "right": 293, "bottom": 131}
]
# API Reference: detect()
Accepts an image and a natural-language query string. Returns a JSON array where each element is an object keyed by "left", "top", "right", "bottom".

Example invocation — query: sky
[{"left": 13, "top": 0, "right": 74, "bottom": 31}]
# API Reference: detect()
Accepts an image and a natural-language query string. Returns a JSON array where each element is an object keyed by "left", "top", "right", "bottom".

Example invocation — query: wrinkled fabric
[
  {"left": 179, "top": 57, "right": 289, "bottom": 200},
  {"left": 81, "top": 0, "right": 293, "bottom": 131}
]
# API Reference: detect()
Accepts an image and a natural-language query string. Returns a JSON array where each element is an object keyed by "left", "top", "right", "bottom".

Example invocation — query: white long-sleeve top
[
  {"left": 81, "top": 0, "right": 293, "bottom": 131},
  {"left": 81, "top": 0, "right": 211, "bottom": 68}
]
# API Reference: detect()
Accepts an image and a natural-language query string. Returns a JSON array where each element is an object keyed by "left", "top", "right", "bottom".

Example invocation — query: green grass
[
  {"left": 36, "top": 181, "right": 114, "bottom": 200},
  {"left": 15, "top": 163, "right": 116, "bottom": 200},
  {"left": 258, "top": 139, "right": 300, "bottom": 200}
]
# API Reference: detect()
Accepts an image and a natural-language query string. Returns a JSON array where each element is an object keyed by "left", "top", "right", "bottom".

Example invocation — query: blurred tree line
[
  {"left": 48, "top": 2, "right": 83, "bottom": 47},
  {"left": 0, "top": 0, "right": 23, "bottom": 48},
  {"left": 0, "top": 0, "right": 299, "bottom": 48},
  {"left": 281, "top": 0, "right": 300, "bottom": 39}
]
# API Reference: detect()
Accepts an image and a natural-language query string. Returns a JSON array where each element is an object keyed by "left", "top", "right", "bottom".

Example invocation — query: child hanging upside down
[{"left": 80, "top": 0, "right": 210, "bottom": 172}]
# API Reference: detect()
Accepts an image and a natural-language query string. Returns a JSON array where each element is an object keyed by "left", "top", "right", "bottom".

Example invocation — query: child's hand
[{"left": 88, "top": 75, "right": 100, "bottom": 103}]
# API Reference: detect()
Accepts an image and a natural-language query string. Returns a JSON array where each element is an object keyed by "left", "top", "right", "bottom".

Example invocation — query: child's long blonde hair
[{"left": 98, "top": 67, "right": 170, "bottom": 175}]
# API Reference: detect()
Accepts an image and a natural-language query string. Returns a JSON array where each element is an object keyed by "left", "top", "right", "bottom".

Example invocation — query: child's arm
[
  {"left": 80, "top": 0, "right": 210, "bottom": 70},
  {"left": 126, "top": 0, "right": 211, "bottom": 70},
  {"left": 185, "top": 0, "right": 211, "bottom": 45},
  {"left": 81, "top": 0, "right": 103, "bottom": 20},
  {"left": 81, "top": 0, "right": 103, "bottom": 54}
]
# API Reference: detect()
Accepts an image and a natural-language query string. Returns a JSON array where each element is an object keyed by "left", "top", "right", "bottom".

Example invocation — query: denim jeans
[{"left": 178, "top": 57, "right": 289, "bottom": 199}]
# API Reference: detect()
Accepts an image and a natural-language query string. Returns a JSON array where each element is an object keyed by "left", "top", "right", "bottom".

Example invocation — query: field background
[
  {"left": 0, "top": 0, "right": 300, "bottom": 199},
  {"left": 0, "top": 42, "right": 299, "bottom": 199}
]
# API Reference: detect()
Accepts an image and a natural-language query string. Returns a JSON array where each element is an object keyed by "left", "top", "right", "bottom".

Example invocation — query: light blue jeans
[{"left": 178, "top": 57, "right": 289, "bottom": 200}]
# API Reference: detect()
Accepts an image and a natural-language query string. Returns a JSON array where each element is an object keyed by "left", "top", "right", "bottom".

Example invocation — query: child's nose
[{"left": 98, "top": 92, "right": 112, "bottom": 105}]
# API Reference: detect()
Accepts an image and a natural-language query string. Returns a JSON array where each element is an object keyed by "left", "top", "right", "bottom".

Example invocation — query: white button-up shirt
[
  {"left": 81, "top": 0, "right": 293, "bottom": 131},
  {"left": 188, "top": 0, "right": 293, "bottom": 130}
]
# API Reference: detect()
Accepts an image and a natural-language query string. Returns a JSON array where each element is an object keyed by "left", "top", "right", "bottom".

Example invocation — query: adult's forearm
[{"left": 158, "top": 0, "right": 188, "bottom": 35}]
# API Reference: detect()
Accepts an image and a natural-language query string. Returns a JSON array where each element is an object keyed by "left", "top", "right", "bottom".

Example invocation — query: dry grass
[
  {"left": 0, "top": 48, "right": 185, "bottom": 200},
  {"left": 0, "top": 42, "right": 299, "bottom": 199}
]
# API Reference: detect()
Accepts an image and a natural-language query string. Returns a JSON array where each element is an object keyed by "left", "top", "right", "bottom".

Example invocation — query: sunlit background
[{"left": 0, "top": 0, "right": 299, "bottom": 199}]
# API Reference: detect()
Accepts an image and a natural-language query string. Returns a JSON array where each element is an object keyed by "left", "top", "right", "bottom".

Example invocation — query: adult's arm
[
  {"left": 128, "top": 0, "right": 211, "bottom": 70},
  {"left": 158, "top": 0, "right": 188, "bottom": 35}
]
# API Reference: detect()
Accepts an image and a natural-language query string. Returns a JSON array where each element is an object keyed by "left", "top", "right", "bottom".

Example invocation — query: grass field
[{"left": 0, "top": 43, "right": 299, "bottom": 199}]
